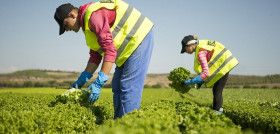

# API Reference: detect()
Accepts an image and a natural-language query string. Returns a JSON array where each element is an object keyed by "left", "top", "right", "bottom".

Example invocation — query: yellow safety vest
[
  {"left": 194, "top": 40, "right": 239, "bottom": 87},
  {"left": 83, "top": 0, "right": 154, "bottom": 67}
]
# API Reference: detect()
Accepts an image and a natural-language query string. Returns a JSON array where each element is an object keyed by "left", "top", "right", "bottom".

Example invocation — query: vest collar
[{"left": 79, "top": 2, "right": 94, "bottom": 31}]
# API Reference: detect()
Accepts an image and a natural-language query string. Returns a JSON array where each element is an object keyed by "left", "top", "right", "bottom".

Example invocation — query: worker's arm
[
  {"left": 100, "top": 61, "right": 114, "bottom": 75},
  {"left": 85, "top": 9, "right": 116, "bottom": 104},
  {"left": 84, "top": 62, "right": 99, "bottom": 74},
  {"left": 84, "top": 61, "right": 113, "bottom": 75},
  {"left": 89, "top": 9, "right": 117, "bottom": 75}
]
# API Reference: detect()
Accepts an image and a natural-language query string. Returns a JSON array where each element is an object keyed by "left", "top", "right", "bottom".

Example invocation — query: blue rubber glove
[
  {"left": 184, "top": 75, "right": 203, "bottom": 86},
  {"left": 85, "top": 72, "right": 109, "bottom": 104},
  {"left": 71, "top": 71, "right": 93, "bottom": 89}
]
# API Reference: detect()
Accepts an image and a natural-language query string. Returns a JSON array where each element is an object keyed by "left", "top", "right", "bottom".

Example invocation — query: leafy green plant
[
  {"left": 168, "top": 67, "right": 192, "bottom": 94},
  {"left": 185, "top": 89, "right": 280, "bottom": 133},
  {"left": 54, "top": 88, "right": 89, "bottom": 106},
  {"left": 1, "top": 88, "right": 279, "bottom": 133}
]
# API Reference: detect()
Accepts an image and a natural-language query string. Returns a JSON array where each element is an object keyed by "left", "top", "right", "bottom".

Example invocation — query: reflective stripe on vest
[
  {"left": 83, "top": 0, "right": 154, "bottom": 67},
  {"left": 194, "top": 40, "right": 239, "bottom": 87}
]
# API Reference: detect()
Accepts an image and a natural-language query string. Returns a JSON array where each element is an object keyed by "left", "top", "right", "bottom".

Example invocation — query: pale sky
[{"left": 0, "top": 0, "right": 280, "bottom": 76}]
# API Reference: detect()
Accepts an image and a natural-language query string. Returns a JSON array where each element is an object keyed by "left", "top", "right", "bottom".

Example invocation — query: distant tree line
[
  {"left": 0, "top": 81, "right": 168, "bottom": 89},
  {"left": 0, "top": 80, "right": 74, "bottom": 88},
  {"left": 1, "top": 70, "right": 280, "bottom": 89},
  {"left": 227, "top": 74, "right": 280, "bottom": 85}
]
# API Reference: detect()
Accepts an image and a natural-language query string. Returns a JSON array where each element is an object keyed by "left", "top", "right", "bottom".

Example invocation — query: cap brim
[
  {"left": 180, "top": 45, "right": 186, "bottom": 54},
  {"left": 59, "top": 23, "right": 65, "bottom": 35},
  {"left": 54, "top": 14, "right": 65, "bottom": 35}
]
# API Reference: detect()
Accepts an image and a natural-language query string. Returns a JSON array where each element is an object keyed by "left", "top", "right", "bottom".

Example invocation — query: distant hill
[
  {"left": 1, "top": 69, "right": 280, "bottom": 89},
  {"left": 0, "top": 69, "right": 80, "bottom": 79}
]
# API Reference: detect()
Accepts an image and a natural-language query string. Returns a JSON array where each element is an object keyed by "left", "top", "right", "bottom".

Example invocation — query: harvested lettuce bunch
[
  {"left": 168, "top": 67, "right": 192, "bottom": 94},
  {"left": 55, "top": 88, "right": 89, "bottom": 106}
]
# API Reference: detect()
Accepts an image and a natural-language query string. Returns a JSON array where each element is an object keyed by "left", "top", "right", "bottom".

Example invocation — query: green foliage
[
  {"left": 0, "top": 93, "right": 98, "bottom": 133},
  {"left": 176, "top": 101, "right": 241, "bottom": 134},
  {"left": 52, "top": 88, "right": 90, "bottom": 107},
  {"left": 144, "top": 83, "right": 163, "bottom": 88},
  {"left": 185, "top": 89, "right": 280, "bottom": 133},
  {"left": 95, "top": 100, "right": 241, "bottom": 134},
  {"left": 151, "top": 83, "right": 162, "bottom": 88},
  {"left": 0, "top": 88, "right": 242, "bottom": 134},
  {"left": 23, "top": 81, "right": 33, "bottom": 87},
  {"left": 168, "top": 67, "right": 192, "bottom": 94},
  {"left": 1, "top": 88, "right": 279, "bottom": 133},
  {"left": 96, "top": 100, "right": 181, "bottom": 133},
  {"left": 224, "top": 102, "right": 280, "bottom": 133}
]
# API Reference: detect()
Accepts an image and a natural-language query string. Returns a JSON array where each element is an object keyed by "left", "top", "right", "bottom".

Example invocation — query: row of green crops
[
  {"left": 0, "top": 88, "right": 113, "bottom": 133},
  {"left": 184, "top": 88, "right": 280, "bottom": 133},
  {"left": 1, "top": 88, "right": 279, "bottom": 133},
  {"left": 95, "top": 100, "right": 242, "bottom": 134},
  {"left": 0, "top": 88, "right": 244, "bottom": 134}
]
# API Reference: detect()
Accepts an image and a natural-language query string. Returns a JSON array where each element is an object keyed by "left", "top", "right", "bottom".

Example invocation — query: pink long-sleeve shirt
[
  {"left": 197, "top": 48, "right": 214, "bottom": 80},
  {"left": 79, "top": 3, "right": 117, "bottom": 66}
]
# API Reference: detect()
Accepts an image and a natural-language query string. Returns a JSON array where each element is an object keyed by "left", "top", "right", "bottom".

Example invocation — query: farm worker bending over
[
  {"left": 180, "top": 35, "right": 238, "bottom": 115},
  {"left": 54, "top": 0, "right": 154, "bottom": 118}
]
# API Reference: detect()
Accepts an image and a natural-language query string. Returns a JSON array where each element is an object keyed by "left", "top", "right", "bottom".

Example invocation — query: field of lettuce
[{"left": 0, "top": 88, "right": 279, "bottom": 134}]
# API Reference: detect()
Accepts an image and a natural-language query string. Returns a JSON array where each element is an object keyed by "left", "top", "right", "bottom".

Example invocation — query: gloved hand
[
  {"left": 184, "top": 75, "right": 203, "bottom": 86},
  {"left": 71, "top": 71, "right": 93, "bottom": 89},
  {"left": 85, "top": 72, "right": 109, "bottom": 104}
]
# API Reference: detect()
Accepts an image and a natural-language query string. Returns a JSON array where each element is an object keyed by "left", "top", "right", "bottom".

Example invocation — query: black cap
[
  {"left": 180, "top": 35, "right": 194, "bottom": 54},
  {"left": 54, "top": 3, "right": 75, "bottom": 35}
]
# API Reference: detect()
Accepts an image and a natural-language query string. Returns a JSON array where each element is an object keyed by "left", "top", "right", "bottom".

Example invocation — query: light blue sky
[{"left": 0, "top": 0, "right": 280, "bottom": 76}]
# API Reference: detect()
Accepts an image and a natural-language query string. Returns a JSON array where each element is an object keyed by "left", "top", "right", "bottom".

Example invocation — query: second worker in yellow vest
[{"left": 180, "top": 35, "right": 238, "bottom": 114}]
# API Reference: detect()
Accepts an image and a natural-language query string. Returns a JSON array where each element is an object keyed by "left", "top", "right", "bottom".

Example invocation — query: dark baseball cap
[
  {"left": 54, "top": 3, "right": 75, "bottom": 35},
  {"left": 180, "top": 35, "right": 198, "bottom": 54}
]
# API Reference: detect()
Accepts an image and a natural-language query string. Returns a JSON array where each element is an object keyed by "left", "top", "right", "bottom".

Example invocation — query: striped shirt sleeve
[{"left": 197, "top": 49, "right": 210, "bottom": 80}]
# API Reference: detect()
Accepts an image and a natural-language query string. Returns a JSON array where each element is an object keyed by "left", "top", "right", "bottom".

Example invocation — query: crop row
[
  {"left": 224, "top": 101, "right": 280, "bottom": 133},
  {"left": 184, "top": 89, "right": 280, "bottom": 133},
  {"left": 0, "top": 92, "right": 241, "bottom": 133},
  {"left": 94, "top": 100, "right": 241, "bottom": 134},
  {"left": 0, "top": 93, "right": 101, "bottom": 133}
]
